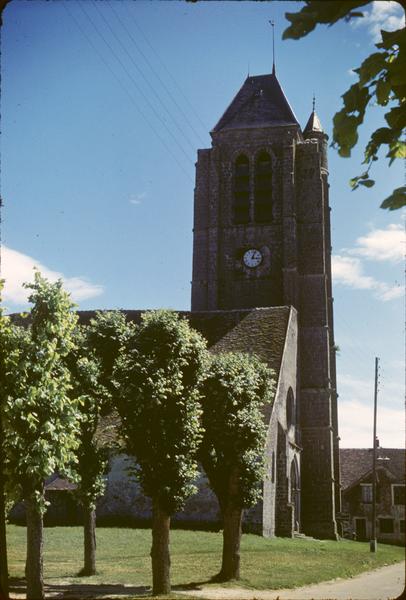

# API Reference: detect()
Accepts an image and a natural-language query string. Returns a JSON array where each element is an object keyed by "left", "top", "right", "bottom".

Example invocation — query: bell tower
[
  {"left": 191, "top": 72, "right": 301, "bottom": 311},
  {"left": 191, "top": 71, "right": 340, "bottom": 540}
]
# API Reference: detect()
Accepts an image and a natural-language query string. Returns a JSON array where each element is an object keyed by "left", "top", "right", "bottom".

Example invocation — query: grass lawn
[{"left": 7, "top": 524, "right": 405, "bottom": 597}]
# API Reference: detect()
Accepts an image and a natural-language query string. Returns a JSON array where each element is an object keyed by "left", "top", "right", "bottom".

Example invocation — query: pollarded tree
[
  {"left": 199, "top": 352, "right": 274, "bottom": 582},
  {"left": 2, "top": 272, "right": 80, "bottom": 600},
  {"left": 66, "top": 325, "right": 108, "bottom": 577},
  {"left": 67, "top": 311, "right": 132, "bottom": 576},
  {"left": 115, "top": 310, "right": 208, "bottom": 596},
  {"left": 86, "top": 310, "right": 134, "bottom": 405}
]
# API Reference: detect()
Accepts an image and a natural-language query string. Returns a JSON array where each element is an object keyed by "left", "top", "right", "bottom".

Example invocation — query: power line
[
  {"left": 108, "top": 0, "right": 207, "bottom": 148},
  {"left": 91, "top": 0, "right": 198, "bottom": 156},
  {"left": 64, "top": 2, "right": 193, "bottom": 182},
  {"left": 124, "top": 3, "right": 209, "bottom": 136},
  {"left": 78, "top": 1, "right": 194, "bottom": 168}
]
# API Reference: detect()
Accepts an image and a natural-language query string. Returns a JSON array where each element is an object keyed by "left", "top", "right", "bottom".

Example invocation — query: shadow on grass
[
  {"left": 9, "top": 577, "right": 151, "bottom": 598},
  {"left": 8, "top": 577, "right": 215, "bottom": 599}
]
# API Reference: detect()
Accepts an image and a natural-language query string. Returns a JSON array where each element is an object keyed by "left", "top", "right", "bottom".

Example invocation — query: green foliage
[
  {"left": 115, "top": 310, "right": 208, "bottom": 514},
  {"left": 283, "top": 1, "right": 406, "bottom": 210},
  {"left": 283, "top": 2, "right": 370, "bottom": 39},
  {"left": 381, "top": 185, "right": 406, "bottom": 210},
  {"left": 86, "top": 311, "right": 134, "bottom": 410},
  {"left": 2, "top": 272, "right": 80, "bottom": 513},
  {"left": 66, "top": 312, "right": 133, "bottom": 510},
  {"left": 0, "top": 280, "right": 14, "bottom": 515},
  {"left": 65, "top": 325, "right": 109, "bottom": 511},
  {"left": 200, "top": 352, "right": 274, "bottom": 511}
]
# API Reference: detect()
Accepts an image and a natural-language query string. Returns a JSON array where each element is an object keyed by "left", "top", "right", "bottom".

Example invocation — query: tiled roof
[
  {"left": 207, "top": 307, "right": 290, "bottom": 374},
  {"left": 212, "top": 73, "right": 299, "bottom": 132},
  {"left": 340, "top": 448, "right": 405, "bottom": 490}
]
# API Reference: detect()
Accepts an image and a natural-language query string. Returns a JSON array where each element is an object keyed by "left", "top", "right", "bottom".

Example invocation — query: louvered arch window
[
  {"left": 254, "top": 151, "right": 272, "bottom": 222},
  {"left": 234, "top": 155, "right": 250, "bottom": 224}
]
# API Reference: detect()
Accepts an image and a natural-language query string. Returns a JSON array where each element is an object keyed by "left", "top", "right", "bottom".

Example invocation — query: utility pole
[{"left": 370, "top": 356, "right": 379, "bottom": 553}]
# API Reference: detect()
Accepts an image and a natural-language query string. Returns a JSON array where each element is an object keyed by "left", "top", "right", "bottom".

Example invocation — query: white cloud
[
  {"left": 349, "top": 224, "right": 404, "bottom": 263},
  {"left": 332, "top": 254, "right": 403, "bottom": 301},
  {"left": 351, "top": 1, "right": 404, "bottom": 42},
  {"left": 338, "top": 373, "right": 404, "bottom": 447},
  {"left": 339, "top": 398, "right": 405, "bottom": 448},
  {"left": 129, "top": 192, "right": 147, "bottom": 205},
  {"left": 347, "top": 68, "right": 357, "bottom": 77},
  {"left": 1, "top": 245, "right": 103, "bottom": 307}
]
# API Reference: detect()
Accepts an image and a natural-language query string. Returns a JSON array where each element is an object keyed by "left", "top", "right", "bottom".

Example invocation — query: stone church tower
[
  {"left": 191, "top": 70, "right": 340, "bottom": 539},
  {"left": 9, "top": 70, "right": 340, "bottom": 540}
]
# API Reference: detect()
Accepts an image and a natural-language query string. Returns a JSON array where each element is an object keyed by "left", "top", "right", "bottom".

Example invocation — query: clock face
[{"left": 243, "top": 248, "right": 263, "bottom": 268}]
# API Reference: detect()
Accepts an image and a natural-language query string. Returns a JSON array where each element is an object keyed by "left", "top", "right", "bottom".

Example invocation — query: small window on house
[
  {"left": 379, "top": 518, "right": 394, "bottom": 534},
  {"left": 361, "top": 484, "right": 372, "bottom": 503},
  {"left": 254, "top": 152, "right": 272, "bottom": 223},
  {"left": 271, "top": 451, "right": 275, "bottom": 483},
  {"left": 234, "top": 155, "right": 250, "bottom": 224},
  {"left": 400, "top": 520, "right": 405, "bottom": 534},
  {"left": 392, "top": 484, "right": 405, "bottom": 506}
]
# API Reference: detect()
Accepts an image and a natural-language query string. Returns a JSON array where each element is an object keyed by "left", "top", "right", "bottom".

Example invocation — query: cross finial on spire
[
  {"left": 312, "top": 93, "right": 316, "bottom": 112},
  {"left": 269, "top": 20, "right": 275, "bottom": 75}
]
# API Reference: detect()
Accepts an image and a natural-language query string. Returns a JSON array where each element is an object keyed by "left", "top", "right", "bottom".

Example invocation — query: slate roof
[
  {"left": 303, "top": 110, "right": 324, "bottom": 136},
  {"left": 212, "top": 73, "right": 299, "bottom": 132},
  {"left": 340, "top": 448, "right": 405, "bottom": 490}
]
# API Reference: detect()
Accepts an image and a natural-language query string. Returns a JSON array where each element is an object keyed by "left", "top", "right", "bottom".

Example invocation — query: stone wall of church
[
  {"left": 191, "top": 126, "right": 302, "bottom": 312},
  {"left": 263, "top": 307, "right": 300, "bottom": 537},
  {"left": 295, "top": 138, "right": 338, "bottom": 539},
  {"left": 94, "top": 454, "right": 263, "bottom": 532}
]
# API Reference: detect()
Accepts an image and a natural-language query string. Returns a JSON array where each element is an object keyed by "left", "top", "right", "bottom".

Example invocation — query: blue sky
[{"left": 1, "top": 0, "right": 404, "bottom": 448}]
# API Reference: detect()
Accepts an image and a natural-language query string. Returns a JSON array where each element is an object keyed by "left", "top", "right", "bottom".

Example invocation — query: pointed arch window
[
  {"left": 234, "top": 155, "right": 250, "bottom": 224},
  {"left": 254, "top": 151, "right": 272, "bottom": 222},
  {"left": 287, "top": 387, "right": 295, "bottom": 428}
]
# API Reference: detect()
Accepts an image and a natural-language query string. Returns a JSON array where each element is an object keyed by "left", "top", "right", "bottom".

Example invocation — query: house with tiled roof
[{"left": 339, "top": 448, "right": 405, "bottom": 545}]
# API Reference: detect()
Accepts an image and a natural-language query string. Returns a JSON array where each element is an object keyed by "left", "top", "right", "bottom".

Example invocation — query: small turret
[
  {"left": 303, "top": 110, "right": 324, "bottom": 137},
  {"left": 303, "top": 96, "right": 328, "bottom": 171}
]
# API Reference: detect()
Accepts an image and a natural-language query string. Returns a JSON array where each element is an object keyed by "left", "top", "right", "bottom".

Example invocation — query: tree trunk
[
  {"left": 219, "top": 504, "right": 243, "bottom": 581},
  {"left": 25, "top": 495, "right": 44, "bottom": 600},
  {"left": 150, "top": 499, "right": 171, "bottom": 595},
  {"left": 82, "top": 506, "right": 96, "bottom": 576}
]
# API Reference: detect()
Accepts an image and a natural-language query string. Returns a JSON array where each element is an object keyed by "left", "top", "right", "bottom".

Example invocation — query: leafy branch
[{"left": 283, "top": 1, "right": 405, "bottom": 210}]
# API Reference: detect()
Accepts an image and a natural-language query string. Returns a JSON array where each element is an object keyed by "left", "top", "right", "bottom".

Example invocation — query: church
[
  {"left": 91, "top": 65, "right": 341, "bottom": 540},
  {"left": 11, "top": 66, "right": 341, "bottom": 540}
]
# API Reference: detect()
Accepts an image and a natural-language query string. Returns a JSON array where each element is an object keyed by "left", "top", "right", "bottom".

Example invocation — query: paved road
[{"left": 179, "top": 561, "right": 405, "bottom": 600}]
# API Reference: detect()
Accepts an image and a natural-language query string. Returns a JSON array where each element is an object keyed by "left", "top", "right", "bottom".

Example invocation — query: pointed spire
[
  {"left": 211, "top": 72, "right": 299, "bottom": 132},
  {"left": 304, "top": 94, "right": 324, "bottom": 137},
  {"left": 269, "top": 20, "right": 276, "bottom": 75}
]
